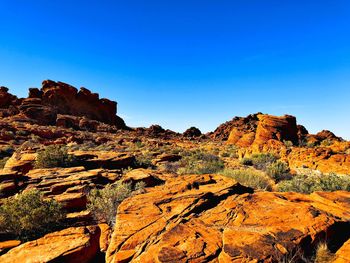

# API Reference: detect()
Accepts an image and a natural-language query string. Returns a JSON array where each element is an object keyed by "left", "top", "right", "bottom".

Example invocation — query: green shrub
[
  {"left": 134, "top": 152, "right": 154, "bottom": 168},
  {"left": 283, "top": 140, "right": 293, "bottom": 148},
  {"left": 0, "top": 146, "right": 14, "bottom": 158},
  {"left": 320, "top": 139, "right": 333, "bottom": 147},
  {"left": 35, "top": 145, "right": 76, "bottom": 168},
  {"left": 250, "top": 153, "right": 278, "bottom": 170},
  {"left": 87, "top": 182, "right": 134, "bottom": 226},
  {"left": 241, "top": 153, "right": 278, "bottom": 170},
  {"left": 177, "top": 150, "right": 224, "bottom": 175},
  {"left": 0, "top": 157, "right": 9, "bottom": 168},
  {"left": 0, "top": 189, "right": 66, "bottom": 241},
  {"left": 277, "top": 173, "right": 350, "bottom": 194},
  {"left": 240, "top": 157, "right": 253, "bottom": 166},
  {"left": 220, "top": 169, "right": 273, "bottom": 191},
  {"left": 266, "top": 161, "right": 290, "bottom": 182},
  {"left": 221, "top": 145, "right": 239, "bottom": 158}
]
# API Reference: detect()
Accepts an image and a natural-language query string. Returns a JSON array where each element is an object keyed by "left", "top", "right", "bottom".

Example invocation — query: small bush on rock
[
  {"left": 35, "top": 145, "right": 76, "bottom": 168},
  {"left": 0, "top": 189, "right": 66, "bottom": 241},
  {"left": 134, "top": 152, "right": 154, "bottom": 168},
  {"left": 87, "top": 181, "right": 144, "bottom": 226},
  {"left": 0, "top": 157, "right": 9, "bottom": 168},
  {"left": 221, "top": 169, "right": 273, "bottom": 191}
]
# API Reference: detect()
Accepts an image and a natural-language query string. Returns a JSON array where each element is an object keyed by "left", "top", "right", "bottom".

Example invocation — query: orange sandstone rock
[
  {"left": 0, "top": 226, "right": 101, "bottom": 263},
  {"left": 106, "top": 174, "right": 350, "bottom": 262}
]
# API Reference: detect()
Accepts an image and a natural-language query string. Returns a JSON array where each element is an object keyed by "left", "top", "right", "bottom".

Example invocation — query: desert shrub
[
  {"left": 35, "top": 145, "right": 76, "bottom": 168},
  {"left": 0, "top": 157, "right": 9, "bottom": 168},
  {"left": 314, "top": 243, "right": 334, "bottom": 263},
  {"left": 134, "top": 152, "right": 154, "bottom": 168},
  {"left": 266, "top": 161, "right": 290, "bottom": 182},
  {"left": 220, "top": 169, "right": 273, "bottom": 191},
  {"left": 307, "top": 141, "right": 317, "bottom": 148},
  {"left": 278, "top": 173, "right": 350, "bottom": 194},
  {"left": 240, "top": 153, "right": 278, "bottom": 170},
  {"left": 283, "top": 140, "right": 293, "bottom": 148},
  {"left": 250, "top": 153, "right": 278, "bottom": 170},
  {"left": 70, "top": 141, "right": 97, "bottom": 151},
  {"left": 0, "top": 146, "right": 14, "bottom": 158},
  {"left": 177, "top": 150, "right": 224, "bottom": 175},
  {"left": 87, "top": 181, "right": 144, "bottom": 226},
  {"left": 162, "top": 162, "right": 180, "bottom": 173},
  {"left": 0, "top": 189, "right": 65, "bottom": 241},
  {"left": 221, "top": 145, "right": 238, "bottom": 158},
  {"left": 240, "top": 157, "right": 253, "bottom": 166},
  {"left": 320, "top": 139, "right": 333, "bottom": 147}
]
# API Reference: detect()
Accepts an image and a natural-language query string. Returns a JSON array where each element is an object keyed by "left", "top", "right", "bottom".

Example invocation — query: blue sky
[{"left": 0, "top": 1, "right": 349, "bottom": 138}]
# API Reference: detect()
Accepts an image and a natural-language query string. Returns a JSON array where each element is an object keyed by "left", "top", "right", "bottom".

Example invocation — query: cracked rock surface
[{"left": 106, "top": 174, "right": 350, "bottom": 263}]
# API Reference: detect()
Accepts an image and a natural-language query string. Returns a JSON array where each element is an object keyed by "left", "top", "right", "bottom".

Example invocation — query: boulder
[
  {"left": 106, "top": 174, "right": 350, "bottom": 262},
  {"left": 0, "top": 80, "right": 126, "bottom": 129},
  {"left": 183, "top": 127, "right": 202, "bottom": 138},
  {"left": 253, "top": 114, "right": 299, "bottom": 146},
  {"left": 334, "top": 239, "right": 350, "bottom": 263},
  {"left": 0, "top": 226, "right": 101, "bottom": 263}
]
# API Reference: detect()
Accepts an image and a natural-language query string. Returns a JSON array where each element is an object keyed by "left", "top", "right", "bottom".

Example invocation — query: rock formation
[
  {"left": 0, "top": 80, "right": 126, "bottom": 130},
  {"left": 106, "top": 174, "right": 350, "bottom": 262},
  {"left": 183, "top": 126, "right": 202, "bottom": 138}
]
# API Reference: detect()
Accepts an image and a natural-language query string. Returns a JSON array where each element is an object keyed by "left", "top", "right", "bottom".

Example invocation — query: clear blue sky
[{"left": 0, "top": 1, "right": 349, "bottom": 139}]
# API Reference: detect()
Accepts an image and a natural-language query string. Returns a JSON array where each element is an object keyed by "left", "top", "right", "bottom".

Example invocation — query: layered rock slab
[
  {"left": 106, "top": 174, "right": 350, "bottom": 262},
  {"left": 0, "top": 226, "right": 101, "bottom": 263}
]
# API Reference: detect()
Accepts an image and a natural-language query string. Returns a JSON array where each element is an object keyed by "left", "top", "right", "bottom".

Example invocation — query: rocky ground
[{"left": 0, "top": 81, "right": 349, "bottom": 262}]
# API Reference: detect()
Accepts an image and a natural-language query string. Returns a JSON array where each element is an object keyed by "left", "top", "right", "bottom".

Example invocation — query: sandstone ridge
[{"left": 0, "top": 80, "right": 126, "bottom": 130}]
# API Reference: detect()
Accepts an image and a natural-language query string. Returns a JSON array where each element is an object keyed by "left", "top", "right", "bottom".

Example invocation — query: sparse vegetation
[
  {"left": 278, "top": 172, "right": 350, "bottom": 194},
  {"left": 0, "top": 189, "right": 66, "bottom": 241},
  {"left": 0, "top": 146, "right": 14, "bottom": 158},
  {"left": 35, "top": 145, "right": 77, "bottom": 168},
  {"left": 87, "top": 181, "right": 144, "bottom": 226},
  {"left": 241, "top": 153, "right": 278, "bottom": 171},
  {"left": 320, "top": 139, "right": 333, "bottom": 147},
  {"left": 240, "top": 157, "right": 253, "bottom": 166},
  {"left": 266, "top": 160, "right": 290, "bottom": 182},
  {"left": 220, "top": 168, "right": 273, "bottom": 191},
  {"left": 283, "top": 140, "right": 293, "bottom": 148},
  {"left": 314, "top": 243, "right": 334, "bottom": 263},
  {"left": 134, "top": 152, "right": 154, "bottom": 168},
  {"left": 177, "top": 150, "right": 224, "bottom": 174},
  {"left": 0, "top": 157, "right": 9, "bottom": 168}
]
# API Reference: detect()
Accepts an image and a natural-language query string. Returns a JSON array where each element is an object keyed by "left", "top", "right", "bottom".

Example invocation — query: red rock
[
  {"left": 0, "top": 240, "right": 21, "bottom": 254},
  {"left": 253, "top": 114, "right": 298, "bottom": 146},
  {"left": 106, "top": 174, "right": 350, "bottom": 262},
  {"left": 210, "top": 113, "right": 260, "bottom": 141},
  {"left": 0, "top": 80, "right": 126, "bottom": 129},
  {"left": 183, "top": 127, "right": 202, "bottom": 138},
  {"left": 0, "top": 226, "right": 101, "bottom": 263},
  {"left": 99, "top": 223, "right": 112, "bottom": 252},
  {"left": 334, "top": 239, "right": 350, "bottom": 263}
]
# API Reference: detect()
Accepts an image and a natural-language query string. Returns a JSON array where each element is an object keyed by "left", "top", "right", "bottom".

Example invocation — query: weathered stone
[{"left": 0, "top": 226, "right": 101, "bottom": 263}]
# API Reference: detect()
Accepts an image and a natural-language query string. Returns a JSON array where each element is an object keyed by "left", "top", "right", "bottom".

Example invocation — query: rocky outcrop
[
  {"left": 0, "top": 226, "right": 101, "bottom": 263},
  {"left": 253, "top": 114, "right": 299, "bottom": 146},
  {"left": 183, "top": 127, "right": 202, "bottom": 138},
  {"left": 210, "top": 113, "right": 260, "bottom": 141},
  {"left": 288, "top": 147, "right": 350, "bottom": 174},
  {"left": 106, "top": 174, "right": 350, "bottom": 262},
  {"left": 334, "top": 239, "right": 350, "bottom": 262},
  {"left": 225, "top": 114, "right": 298, "bottom": 147},
  {"left": 0, "top": 80, "right": 126, "bottom": 130}
]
